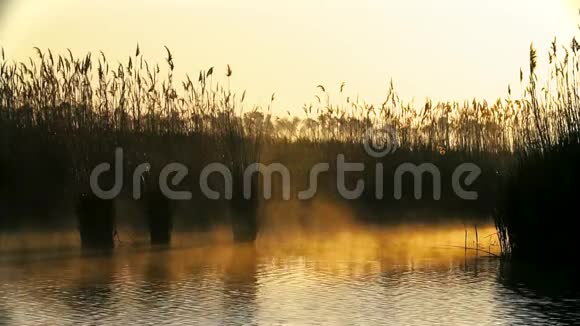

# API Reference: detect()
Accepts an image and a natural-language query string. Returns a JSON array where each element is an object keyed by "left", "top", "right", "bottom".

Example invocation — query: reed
[
  {"left": 76, "top": 193, "right": 115, "bottom": 250},
  {"left": 0, "top": 38, "right": 577, "bottom": 247},
  {"left": 218, "top": 107, "right": 267, "bottom": 242},
  {"left": 145, "top": 189, "right": 173, "bottom": 245},
  {"left": 493, "top": 38, "right": 580, "bottom": 261}
]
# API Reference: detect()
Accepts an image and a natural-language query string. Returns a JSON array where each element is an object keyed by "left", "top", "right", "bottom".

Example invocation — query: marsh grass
[
  {"left": 0, "top": 38, "right": 578, "bottom": 246},
  {"left": 219, "top": 108, "right": 267, "bottom": 242},
  {"left": 76, "top": 193, "right": 115, "bottom": 250},
  {"left": 493, "top": 39, "right": 580, "bottom": 261},
  {"left": 145, "top": 189, "right": 173, "bottom": 245}
]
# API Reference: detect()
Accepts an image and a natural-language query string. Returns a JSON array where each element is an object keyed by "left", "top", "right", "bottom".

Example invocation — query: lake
[{"left": 0, "top": 225, "right": 578, "bottom": 325}]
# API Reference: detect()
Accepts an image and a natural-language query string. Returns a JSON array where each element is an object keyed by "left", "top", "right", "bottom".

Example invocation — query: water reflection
[
  {"left": 0, "top": 225, "right": 578, "bottom": 324},
  {"left": 63, "top": 254, "right": 117, "bottom": 323},
  {"left": 222, "top": 245, "right": 258, "bottom": 325},
  {"left": 136, "top": 249, "right": 179, "bottom": 322},
  {"left": 0, "top": 301, "right": 11, "bottom": 326},
  {"left": 496, "top": 261, "right": 580, "bottom": 324}
]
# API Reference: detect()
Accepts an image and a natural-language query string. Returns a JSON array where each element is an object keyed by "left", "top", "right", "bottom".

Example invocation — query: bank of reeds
[
  {"left": 494, "top": 39, "right": 580, "bottom": 261},
  {"left": 0, "top": 40, "right": 575, "bottom": 246}
]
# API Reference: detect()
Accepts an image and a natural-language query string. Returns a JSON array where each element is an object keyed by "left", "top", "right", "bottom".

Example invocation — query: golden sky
[{"left": 0, "top": 0, "right": 578, "bottom": 114}]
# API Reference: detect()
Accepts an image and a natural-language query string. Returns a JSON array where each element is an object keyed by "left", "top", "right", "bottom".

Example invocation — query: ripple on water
[{"left": 0, "top": 226, "right": 578, "bottom": 325}]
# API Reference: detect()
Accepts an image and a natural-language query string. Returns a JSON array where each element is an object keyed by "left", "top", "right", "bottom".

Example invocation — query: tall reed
[
  {"left": 494, "top": 37, "right": 580, "bottom": 260},
  {"left": 2, "top": 39, "right": 577, "bottom": 245}
]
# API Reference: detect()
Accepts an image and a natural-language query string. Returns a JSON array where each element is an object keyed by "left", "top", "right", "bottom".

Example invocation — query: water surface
[{"left": 0, "top": 225, "right": 578, "bottom": 325}]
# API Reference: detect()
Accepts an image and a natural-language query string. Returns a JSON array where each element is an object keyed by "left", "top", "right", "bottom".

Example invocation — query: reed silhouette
[
  {"left": 494, "top": 40, "right": 580, "bottom": 261},
  {"left": 76, "top": 193, "right": 115, "bottom": 250},
  {"left": 145, "top": 189, "right": 173, "bottom": 245},
  {"left": 0, "top": 38, "right": 578, "bottom": 249}
]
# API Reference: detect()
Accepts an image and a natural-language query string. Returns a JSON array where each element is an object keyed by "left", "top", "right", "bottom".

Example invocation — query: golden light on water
[
  {"left": 0, "top": 225, "right": 501, "bottom": 324},
  {"left": 0, "top": 223, "right": 499, "bottom": 264},
  {"left": 0, "top": 0, "right": 578, "bottom": 113},
  {"left": 0, "top": 2, "right": 578, "bottom": 323}
]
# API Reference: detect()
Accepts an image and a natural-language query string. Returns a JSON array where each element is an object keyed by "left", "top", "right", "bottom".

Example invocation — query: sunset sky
[{"left": 0, "top": 0, "right": 578, "bottom": 114}]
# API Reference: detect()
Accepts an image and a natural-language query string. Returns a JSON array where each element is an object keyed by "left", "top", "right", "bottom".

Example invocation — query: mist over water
[
  {"left": 0, "top": 223, "right": 579, "bottom": 325},
  {"left": 0, "top": 0, "right": 579, "bottom": 324},
  {"left": 0, "top": 198, "right": 487, "bottom": 255}
]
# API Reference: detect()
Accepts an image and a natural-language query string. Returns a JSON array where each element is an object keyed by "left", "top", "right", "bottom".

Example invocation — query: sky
[{"left": 0, "top": 0, "right": 579, "bottom": 114}]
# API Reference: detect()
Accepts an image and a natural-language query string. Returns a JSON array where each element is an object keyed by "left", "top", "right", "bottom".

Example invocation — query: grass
[
  {"left": 144, "top": 189, "right": 173, "bottom": 245},
  {"left": 76, "top": 193, "right": 115, "bottom": 250},
  {"left": 493, "top": 40, "right": 580, "bottom": 261},
  {"left": 219, "top": 108, "right": 266, "bottom": 242},
  {"left": 0, "top": 38, "right": 578, "bottom": 248}
]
